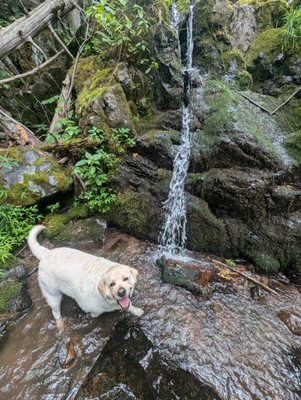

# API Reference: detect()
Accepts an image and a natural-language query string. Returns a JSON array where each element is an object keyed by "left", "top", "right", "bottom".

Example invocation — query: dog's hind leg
[{"left": 40, "top": 282, "right": 64, "bottom": 330}]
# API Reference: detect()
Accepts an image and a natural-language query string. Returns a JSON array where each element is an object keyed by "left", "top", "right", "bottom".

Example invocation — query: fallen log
[
  {"left": 0, "top": 0, "right": 76, "bottom": 60},
  {"left": 0, "top": 107, "right": 43, "bottom": 146}
]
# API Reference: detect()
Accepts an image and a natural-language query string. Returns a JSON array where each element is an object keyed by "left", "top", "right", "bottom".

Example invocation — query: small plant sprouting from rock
[
  {"left": 74, "top": 126, "right": 136, "bottom": 214},
  {"left": 280, "top": 5, "right": 301, "bottom": 52}
]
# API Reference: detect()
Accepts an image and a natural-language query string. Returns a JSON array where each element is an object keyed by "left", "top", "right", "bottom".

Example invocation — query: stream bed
[{"left": 0, "top": 229, "right": 300, "bottom": 400}]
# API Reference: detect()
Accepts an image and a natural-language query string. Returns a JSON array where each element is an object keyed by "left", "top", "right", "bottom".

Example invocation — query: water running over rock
[{"left": 159, "top": 2, "right": 196, "bottom": 256}]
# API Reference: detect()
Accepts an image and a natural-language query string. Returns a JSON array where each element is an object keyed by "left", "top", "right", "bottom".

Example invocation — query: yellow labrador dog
[{"left": 28, "top": 225, "right": 144, "bottom": 329}]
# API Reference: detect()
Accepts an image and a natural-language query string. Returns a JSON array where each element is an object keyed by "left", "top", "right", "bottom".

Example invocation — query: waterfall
[{"left": 159, "top": 2, "right": 195, "bottom": 256}]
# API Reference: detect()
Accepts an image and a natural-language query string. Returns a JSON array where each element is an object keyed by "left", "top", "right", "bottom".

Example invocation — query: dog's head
[{"left": 98, "top": 265, "right": 138, "bottom": 310}]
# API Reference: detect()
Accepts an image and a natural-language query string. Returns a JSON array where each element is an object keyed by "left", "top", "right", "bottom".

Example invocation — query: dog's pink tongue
[{"left": 119, "top": 296, "right": 130, "bottom": 309}]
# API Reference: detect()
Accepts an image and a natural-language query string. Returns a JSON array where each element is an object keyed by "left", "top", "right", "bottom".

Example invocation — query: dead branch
[
  {"left": 49, "top": 73, "right": 72, "bottom": 133},
  {"left": 234, "top": 90, "right": 272, "bottom": 114},
  {"left": 270, "top": 86, "right": 301, "bottom": 115},
  {"left": 0, "top": 50, "right": 64, "bottom": 85},
  {"left": 0, "top": 107, "right": 43, "bottom": 146},
  {"left": 213, "top": 259, "right": 281, "bottom": 297},
  {"left": 48, "top": 21, "right": 75, "bottom": 60},
  {"left": 0, "top": 0, "right": 76, "bottom": 60},
  {"left": 49, "top": 15, "right": 93, "bottom": 133},
  {"left": 38, "top": 137, "right": 100, "bottom": 151}
]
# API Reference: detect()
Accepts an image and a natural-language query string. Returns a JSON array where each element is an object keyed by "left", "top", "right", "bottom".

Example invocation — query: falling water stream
[{"left": 159, "top": 1, "right": 195, "bottom": 256}]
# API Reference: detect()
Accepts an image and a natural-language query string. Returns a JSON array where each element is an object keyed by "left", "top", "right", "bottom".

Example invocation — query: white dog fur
[{"left": 28, "top": 225, "right": 144, "bottom": 329}]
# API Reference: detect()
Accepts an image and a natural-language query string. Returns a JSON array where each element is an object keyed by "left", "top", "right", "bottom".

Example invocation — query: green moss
[
  {"left": 0, "top": 280, "right": 22, "bottom": 313},
  {"left": 251, "top": 252, "right": 281, "bottom": 273},
  {"left": 246, "top": 28, "right": 282, "bottom": 67},
  {"left": 285, "top": 130, "right": 301, "bottom": 165},
  {"left": 0, "top": 255, "right": 23, "bottom": 272},
  {"left": 176, "top": 0, "right": 190, "bottom": 13},
  {"left": 203, "top": 80, "right": 239, "bottom": 134},
  {"left": 222, "top": 49, "right": 246, "bottom": 70},
  {"left": 237, "top": 71, "right": 253, "bottom": 88},
  {"left": 45, "top": 204, "right": 90, "bottom": 242},
  {"left": 107, "top": 190, "right": 160, "bottom": 241}
]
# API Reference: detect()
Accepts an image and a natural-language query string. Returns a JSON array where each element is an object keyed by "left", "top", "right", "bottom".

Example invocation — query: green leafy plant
[
  {"left": 73, "top": 125, "right": 135, "bottom": 214},
  {"left": 111, "top": 127, "right": 136, "bottom": 153},
  {"left": 87, "top": 0, "right": 158, "bottom": 74},
  {"left": 46, "top": 202, "right": 61, "bottom": 214},
  {"left": 280, "top": 6, "right": 301, "bottom": 51},
  {"left": 0, "top": 155, "right": 18, "bottom": 170},
  {"left": 0, "top": 204, "right": 41, "bottom": 265},
  {"left": 74, "top": 148, "right": 118, "bottom": 214}
]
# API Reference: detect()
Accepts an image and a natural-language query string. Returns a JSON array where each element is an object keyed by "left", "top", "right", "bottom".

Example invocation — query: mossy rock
[
  {"left": 285, "top": 130, "right": 301, "bottom": 165},
  {"left": 44, "top": 205, "right": 107, "bottom": 244},
  {"left": 236, "top": 0, "right": 287, "bottom": 30},
  {"left": 0, "top": 147, "right": 72, "bottom": 206},
  {"left": 107, "top": 190, "right": 162, "bottom": 242},
  {"left": 251, "top": 252, "right": 281, "bottom": 273},
  {"left": 192, "top": 79, "right": 293, "bottom": 167},
  {"left": 74, "top": 58, "right": 135, "bottom": 138},
  {"left": 0, "top": 280, "right": 22, "bottom": 314},
  {"left": 135, "top": 129, "right": 181, "bottom": 169},
  {"left": 0, "top": 264, "right": 31, "bottom": 316},
  {"left": 186, "top": 194, "right": 230, "bottom": 255},
  {"left": 245, "top": 28, "right": 284, "bottom": 81}
]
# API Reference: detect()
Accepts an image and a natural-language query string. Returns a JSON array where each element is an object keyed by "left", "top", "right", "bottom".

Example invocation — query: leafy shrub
[
  {"left": 86, "top": 0, "right": 158, "bottom": 74},
  {"left": 0, "top": 204, "right": 41, "bottom": 265},
  {"left": 74, "top": 126, "right": 135, "bottom": 214}
]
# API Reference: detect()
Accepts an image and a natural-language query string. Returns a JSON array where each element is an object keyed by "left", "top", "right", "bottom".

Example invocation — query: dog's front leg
[{"left": 128, "top": 304, "right": 144, "bottom": 317}]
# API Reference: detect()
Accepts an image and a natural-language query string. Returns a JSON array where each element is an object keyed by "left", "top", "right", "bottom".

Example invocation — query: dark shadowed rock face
[{"left": 75, "top": 320, "right": 222, "bottom": 400}]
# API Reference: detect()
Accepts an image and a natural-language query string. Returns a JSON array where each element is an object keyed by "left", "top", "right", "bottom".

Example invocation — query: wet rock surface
[
  {"left": 0, "top": 264, "right": 32, "bottom": 327},
  {"left": 278, "top": 310, "right": 301, "bottom": 336},
  {"left": 76, "top": 320, "right": 222, "bottom": 400},
  {"left": 0, "top": 230, "right": 301, "bottom": 400}
]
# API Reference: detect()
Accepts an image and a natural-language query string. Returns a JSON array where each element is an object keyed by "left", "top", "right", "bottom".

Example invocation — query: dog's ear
[
  {"left": 98, "top": 279, "right": 110, "bottom": 299},
  {"left": 130, "top": 267, "right": 138, "bottom": 280}
]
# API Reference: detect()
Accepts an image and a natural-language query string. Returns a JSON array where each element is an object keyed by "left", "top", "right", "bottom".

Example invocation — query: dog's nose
[{"left": 117, "top": 287, "right": 126, "bottom": 298}]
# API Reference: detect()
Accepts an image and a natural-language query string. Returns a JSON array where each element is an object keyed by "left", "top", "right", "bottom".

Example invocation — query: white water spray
[{"left": 159, "top": 2, "right": 195, "bottom": 256}]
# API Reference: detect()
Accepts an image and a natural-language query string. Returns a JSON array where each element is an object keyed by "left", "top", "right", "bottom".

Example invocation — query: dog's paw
[
  {"left": 56, "top": 318, "right": 64, "bottom": 332},
  {"left": 132, "top": 307, "right": 144, "bottom": 317},
  {"left": 90, "top": 312, "right": 100, "bottom": 318}
]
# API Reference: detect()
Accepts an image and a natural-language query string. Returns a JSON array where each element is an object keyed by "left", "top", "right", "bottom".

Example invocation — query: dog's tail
[{"left": 27, "top": 225, "right": 49, "bottom": 260}]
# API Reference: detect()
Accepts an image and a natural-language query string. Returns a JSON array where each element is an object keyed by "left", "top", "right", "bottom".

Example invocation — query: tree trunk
[
  {"left": 0, "top": 107, "right": 43, "bottom": 146},
  {"left": 0, "top": 0, "right": 76, "bottom": 60}
]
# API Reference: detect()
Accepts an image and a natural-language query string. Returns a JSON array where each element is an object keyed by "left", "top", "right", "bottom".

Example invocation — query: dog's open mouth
[{"left": 117, "top": 296, "right": 130, "bottom": 310}]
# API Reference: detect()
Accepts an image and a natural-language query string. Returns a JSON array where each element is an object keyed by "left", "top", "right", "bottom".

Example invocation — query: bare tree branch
[{"left": 48, "top": 21, "right": 75, "bottom": 60}]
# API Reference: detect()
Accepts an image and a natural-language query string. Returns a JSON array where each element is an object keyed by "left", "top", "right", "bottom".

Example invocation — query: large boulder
[{"left": 0, "top": 146, "right": 72, "bottom": 206}]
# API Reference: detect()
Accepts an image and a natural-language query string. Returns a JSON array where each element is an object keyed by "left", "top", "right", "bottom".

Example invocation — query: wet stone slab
[{"left": 75, "top": 319, "right": 222, "bottom": 400}]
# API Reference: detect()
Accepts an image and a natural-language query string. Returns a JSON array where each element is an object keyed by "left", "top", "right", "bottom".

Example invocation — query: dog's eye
[
  {"left": 123, "top": 277, "right": 129, "bottom": 281},
  {"left": 110, "top": 281, "right": 116, "bottom": 287}
]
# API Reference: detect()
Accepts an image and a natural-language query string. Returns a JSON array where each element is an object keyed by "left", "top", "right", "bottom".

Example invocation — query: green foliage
[
  {"left": 86, "top": 0, "right": 158, "bottom": 74},
  {"left": 41, "top": 95, "right": 60, "bottom": 105},
  {"left": 0, "top": 68, "right": 12, "bottom": 90},
  {"left": 73, "top": 126, "right": 135, "bottom": 214},
  {"left": 280, "top": 6, "right": 301, "bottom": 51},
  {"left": 46, "top": 202, "right": 61, "bottom": 214},
  {"left": 111, "top": 127, "right": 136, "bottom": 153},
  {"left": 0, "top": 205, "right": 41, "bottom": 265},
  {"left": 0, "top": 155, "right": 18, "bottom": 170}
]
